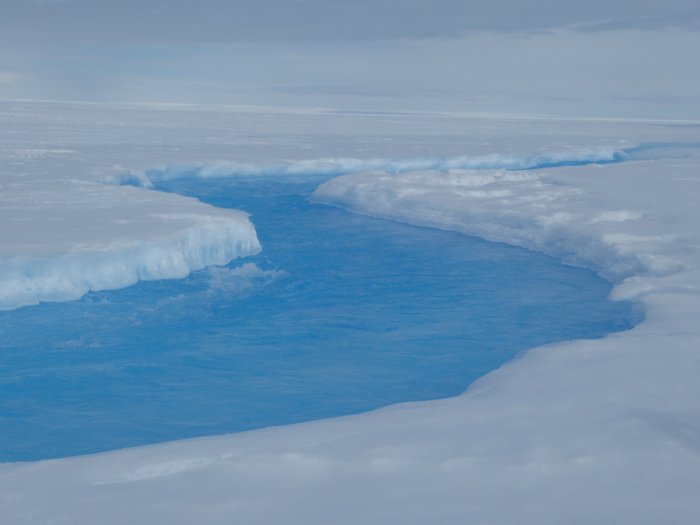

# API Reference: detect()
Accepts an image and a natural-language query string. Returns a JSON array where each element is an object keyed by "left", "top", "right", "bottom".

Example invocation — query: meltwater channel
[{"left": 0, "top": 175, "right": 636, "bottom": 462}]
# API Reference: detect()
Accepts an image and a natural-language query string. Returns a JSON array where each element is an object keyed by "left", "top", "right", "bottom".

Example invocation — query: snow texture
[
  {"left": 1, "top": 101, "right": 700, "bottom": 524},
  {"left": 0, "top": 135, "right": 260, "bottom": 310},
  {"left": 0, "top": 181, "right": 260, "bottom": 310},
  {"left": 110, "top": 146, "right": 628, "bottom": 187}
]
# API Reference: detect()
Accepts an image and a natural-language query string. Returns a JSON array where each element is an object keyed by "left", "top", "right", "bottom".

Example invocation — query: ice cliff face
[{"left": 0, "top": 180, "right": 260, "bottom": 310}]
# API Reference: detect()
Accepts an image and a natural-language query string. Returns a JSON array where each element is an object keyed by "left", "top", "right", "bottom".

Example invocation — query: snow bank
[
  {"left": 0, "top": 180, "right": 260, "bottom": 310},
  {"left": 109, "top": 146, "right": 630, "bottom": 187},
  {"left": 311, "top": 167, "right": 674, "bottom": 282}
]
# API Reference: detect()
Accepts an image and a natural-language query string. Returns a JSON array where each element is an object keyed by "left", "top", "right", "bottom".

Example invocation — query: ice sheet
[{"left": 1, "top": 101, "right": 700, "bottom": 524}]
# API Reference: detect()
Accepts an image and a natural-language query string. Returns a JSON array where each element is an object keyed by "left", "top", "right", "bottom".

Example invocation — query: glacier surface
[{"left": 1, "top": 101, "right": 700, "bottom": 524}]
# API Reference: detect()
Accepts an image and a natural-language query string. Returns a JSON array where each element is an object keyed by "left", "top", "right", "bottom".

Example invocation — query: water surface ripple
[{"left": 0, "top": 176, "right": 636, "bottom": 461}]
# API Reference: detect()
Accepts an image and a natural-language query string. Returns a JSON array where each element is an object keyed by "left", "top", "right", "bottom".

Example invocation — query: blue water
[{"left": 0, "top": 176, "right": 636, "bottom": 462}]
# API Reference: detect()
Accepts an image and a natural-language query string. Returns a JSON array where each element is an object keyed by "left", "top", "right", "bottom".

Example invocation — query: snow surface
[
  {"left": 0, "top": 106, "right": 261, "bottom": 310},
  {"left": 0, "top": 181, "right": 260, "bottom": 310},
  {"left": 111, "top": 146, "right": 630, "bottom": 187},
  {"left": 1, "top": 101, "right": 700, "bottom": 523}
]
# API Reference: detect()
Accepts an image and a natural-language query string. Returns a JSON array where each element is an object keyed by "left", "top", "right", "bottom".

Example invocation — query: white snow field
[
  {"left": 1, "top": 101, "right": 700, "bottom": 524},
  {"left": 0, "top": 103, "right": 261, "bottom": 309}
]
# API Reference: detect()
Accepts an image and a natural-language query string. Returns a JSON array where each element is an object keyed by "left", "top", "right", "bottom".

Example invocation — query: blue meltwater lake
[{"left": 0, "top": 175, "right": 637, "bottom": 462}]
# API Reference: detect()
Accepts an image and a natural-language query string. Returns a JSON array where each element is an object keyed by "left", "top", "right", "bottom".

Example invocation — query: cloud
[
  {"left": 2, "top": 1, "right": 698, "bottom": 119},
  {"left": 1, "top": 0, "right": 699, "bottom": 48},
  {"left": 9, "top": 29, "right": 699, "bottom": 119},
  {"left": 0, "top": 72, "right": 19, "bottom": 85},
  {"left": 30, "top": 0, "right": 72, "bottom": 5}
]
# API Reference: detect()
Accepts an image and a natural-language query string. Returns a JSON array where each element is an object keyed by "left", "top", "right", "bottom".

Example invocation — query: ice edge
[{"left": 0, "top": 215, "right": 261, "bottom": 311}]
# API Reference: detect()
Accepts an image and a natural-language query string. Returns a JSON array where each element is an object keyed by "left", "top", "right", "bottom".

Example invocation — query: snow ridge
[
  {"left": 108, "top": 147, "right": 629, "bottom": 187},
  {"left": 310, "top": 166, "right": 686, "bottom": 284},
  {"left": 0, "top": 214, "right": 261, "bottom": 311}
]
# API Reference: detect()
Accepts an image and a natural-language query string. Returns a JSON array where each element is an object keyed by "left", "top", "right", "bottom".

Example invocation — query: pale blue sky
[{"left": 1, "top": 0, "right": 699, "bottom": 118}]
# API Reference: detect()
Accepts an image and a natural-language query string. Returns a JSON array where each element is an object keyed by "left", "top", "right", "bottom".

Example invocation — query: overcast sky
[{"left": 1, "top": 0, "right": 699, "bottom": 117}]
